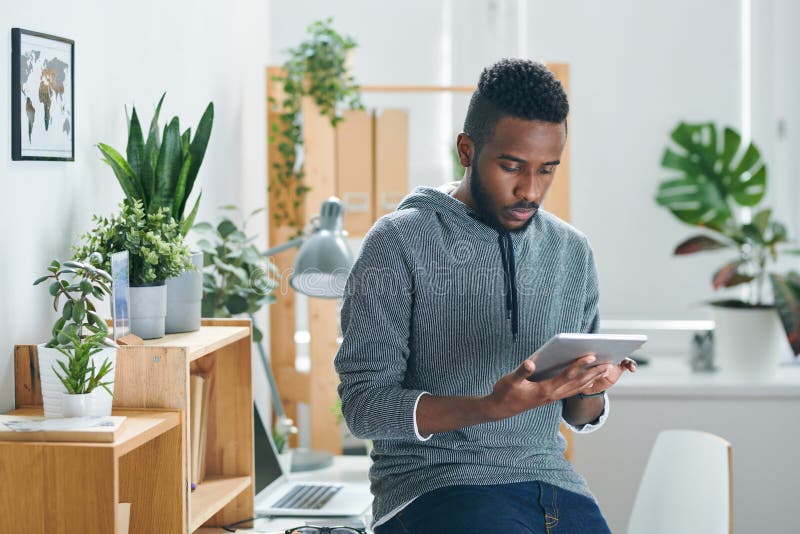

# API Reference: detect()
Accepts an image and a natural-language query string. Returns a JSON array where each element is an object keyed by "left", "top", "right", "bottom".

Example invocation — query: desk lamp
[{"left": 255, "top": 196, "right": 354, "bottom": 471}]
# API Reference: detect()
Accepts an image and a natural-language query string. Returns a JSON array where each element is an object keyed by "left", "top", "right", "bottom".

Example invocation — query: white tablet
[{"left": 527, "top": 333, "right": 647, "bottom": 382}]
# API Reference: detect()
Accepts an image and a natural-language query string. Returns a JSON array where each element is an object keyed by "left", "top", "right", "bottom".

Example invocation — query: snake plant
[
  {"left": 97, "top": 94, "right": 214, "bottom": 236},
  {"left": 655, "top": 121, "right": 800, "bottom": 354}
]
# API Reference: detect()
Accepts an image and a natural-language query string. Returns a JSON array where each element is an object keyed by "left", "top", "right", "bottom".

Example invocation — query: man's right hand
[
  {"left": 416, "top": 354, "right": 609, "bottom": 436},
  {"left": 482, "top": 353, "right": 609, "bottom": 421}
]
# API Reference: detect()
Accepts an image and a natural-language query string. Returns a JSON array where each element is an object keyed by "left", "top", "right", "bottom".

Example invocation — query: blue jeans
[{"left": 374, "top": 481, "right": 612, "bottom": 534}]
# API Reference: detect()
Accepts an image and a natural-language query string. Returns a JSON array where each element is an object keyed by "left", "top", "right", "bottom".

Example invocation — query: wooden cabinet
[
  {"left": 0, "top": 408, "right": 182, "bottom": 533},
  {"left": 13, "top": 319, "right": 255, "bottom": 533}
]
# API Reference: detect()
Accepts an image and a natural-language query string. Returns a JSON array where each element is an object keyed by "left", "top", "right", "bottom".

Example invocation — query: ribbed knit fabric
[{"left": 334, "top": 185, "right": 602, "bottom": 525}]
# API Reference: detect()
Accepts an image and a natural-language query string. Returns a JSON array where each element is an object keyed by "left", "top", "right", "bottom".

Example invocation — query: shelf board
[
  {"left": 5, "top": 407, "right": 179, "bottom": 456},
  {"left": 141, "top": 326, "right": 250, "bottom": 361},
  {"left": 191, "top": 475, "right": 252, "bottom": 531}
]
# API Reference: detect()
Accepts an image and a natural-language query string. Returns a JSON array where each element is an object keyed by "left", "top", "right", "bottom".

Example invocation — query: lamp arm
[
  {"left": 249, "top": 313, "right": 287, "bottom": 419},
  {"left": 263, "top": 237, "right": 304, "bottom": 257}
]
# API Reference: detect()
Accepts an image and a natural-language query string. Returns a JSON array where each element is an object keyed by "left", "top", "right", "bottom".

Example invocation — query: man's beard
[{"left": 469, "top": 166, "right": 538, "bottom": 233}]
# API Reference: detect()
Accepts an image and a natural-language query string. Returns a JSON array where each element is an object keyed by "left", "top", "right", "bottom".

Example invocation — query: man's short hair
[{"left": 463, "top": 58, "right": 569, "bottom": 154}]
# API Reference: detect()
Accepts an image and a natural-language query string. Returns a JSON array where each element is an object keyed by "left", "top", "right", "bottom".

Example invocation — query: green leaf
[
  {"left": 201, "top": 295, "right": 216, "bottom": 318},
  {"left": 52, "top": 316, "right": 67, "bottom": 337},
  {"left": 49, "top": 282, "right": 60, "bottom": 296},
  {"left": 147, "top": 93, "right": 166, "bottom": 152},
  {"left": 224, "top": 294, "right": 249, "bottom": 314},
  {"left": 741, "top": 222, "right": 765, "bottom": 244},
  {"left": 97, "top": 143, "right": 144, "bottom": 201},
  {"left": 180, "top": 102, "right": 214, "bottom": 217},
  {"left": 33, "top": 275, "right": 50, "bottom": 285},
  {"left": 72, "top": 300, "right": 85, "bottom": 323},
  {"left": 180, "top": 192, "right": 202, "bottom": 237},
  {"left": 62, "top": 299, "right": 74, "bottom": 320},
  {"left": 655, "top": 121, "right": 767, "bottom": 231},
  {"left": 143, "top": 93, "right": 166, "bottom": 199},
  {"left": 753, "top": 208, "right": 772, "bottom": 235},
  {"left": 228, "top": 230, "right": 247, "bottom": 243},
  {"left": 192, "top": 222, "right": 215, "bottom": 234},
  {"left": 126, "top": 107, "right": 147, "bottom": 205},
  {"left": 153, "top": 117, "right": 183, "bottom": 212},
  {"left": 655, "top": 177, "right": 731, "bottom": 231},
  {"left": 172, "top": 153, "right": 193, "bottom": 220},
  {"left": 181, "top": 127, "right": 191, "bottom": 158},
  {"left": 213, "top": 256, "right": 248, "bottom": 283},
  {"left": 80, "top": 279, "right": 93, "bottom": 294},
  {"left": 196, "top": 239, "right": 216, "bottom": 254},
  {"left": 217, "top": 219, "right": 237, "bottom": 238}
]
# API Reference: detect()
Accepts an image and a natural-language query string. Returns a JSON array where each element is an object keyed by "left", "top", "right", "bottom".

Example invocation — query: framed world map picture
[{"left": 11, "top": 28, "right": 74, "bottom": 161}]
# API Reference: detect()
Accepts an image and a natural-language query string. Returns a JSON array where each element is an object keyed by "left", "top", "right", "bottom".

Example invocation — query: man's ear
[{"left": 456, "top": 133, "right": 475, "bottom": 167}]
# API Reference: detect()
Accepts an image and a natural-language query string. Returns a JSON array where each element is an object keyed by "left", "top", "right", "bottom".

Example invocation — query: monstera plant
[
  {"left": 655, "top": 121, "right": 800, "bottom": 357},
  {"left": 98, "top": 94, "right": 214, "bottom": 236}
]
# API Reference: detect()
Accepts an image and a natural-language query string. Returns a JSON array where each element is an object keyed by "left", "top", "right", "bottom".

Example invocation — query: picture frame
[
  {"left": 11, "top": 28, "right": 75, "bottom": 161},
  {"left": 111, "top": 251, "right": 131, "bottom": 341}
]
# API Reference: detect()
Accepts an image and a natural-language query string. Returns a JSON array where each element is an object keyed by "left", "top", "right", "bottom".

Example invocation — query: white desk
[
  {"left": 572, "top": 357, "right": 800, "bottom": 534},
  {"left": 234, "top": 455, "right": 373, "bottom": 533}
]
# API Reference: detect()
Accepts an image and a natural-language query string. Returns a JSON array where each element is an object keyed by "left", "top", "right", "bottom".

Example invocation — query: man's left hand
[{"left": 578, "top": 356, "right": 637, "bottom": 396}]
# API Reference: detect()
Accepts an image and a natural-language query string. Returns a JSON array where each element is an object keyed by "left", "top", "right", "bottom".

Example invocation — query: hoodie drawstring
[{"left": 497, "top": 229, "right": 519, "bottom": 340}]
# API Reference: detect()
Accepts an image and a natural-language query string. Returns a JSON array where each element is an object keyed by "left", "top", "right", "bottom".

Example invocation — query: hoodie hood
[{"left": 397, "top": 184, "right": 527, "bottom": 340}]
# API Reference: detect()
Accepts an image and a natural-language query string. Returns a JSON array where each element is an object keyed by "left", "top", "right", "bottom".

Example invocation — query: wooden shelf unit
[
  {"left": 0, "top": 408, "right": 182, "bottom": 534},
  {"left": 13, "top": 319, "right": 255, "bottom": 533}
]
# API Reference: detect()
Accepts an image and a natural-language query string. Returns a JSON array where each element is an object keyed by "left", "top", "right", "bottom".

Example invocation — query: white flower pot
[
  {"left": 130, "top": 284, "right": 167, "bottom": 339},
  {"left": 62, "top": 393, "right": 96, "bottom": 417},
  {"left": 38, "top": 344, "right": 116, "bottom": 418},
  {"left": 165, "top": 252, "right": 203, "bottom": 334},
  {"left": 711, "top": 305, "right": 791, "bottom": 380},
  {"left": 278, "top": 449, "right": 294, "bottom": 474}
]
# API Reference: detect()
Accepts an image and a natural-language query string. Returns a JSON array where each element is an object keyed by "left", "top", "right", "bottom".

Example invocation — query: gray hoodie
[{"left": 334, "top": 184, "right": 603, "bottom": 524}]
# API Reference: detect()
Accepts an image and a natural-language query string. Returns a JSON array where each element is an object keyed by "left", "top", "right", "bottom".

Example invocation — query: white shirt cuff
[
  {"left": 413, "top": 391, "right": 433, "bottom": 441},
  {"left": 562, "top": 392, "right": 610, "bottom": 434}
]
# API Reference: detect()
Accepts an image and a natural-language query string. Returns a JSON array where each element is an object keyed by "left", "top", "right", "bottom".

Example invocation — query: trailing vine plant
[{"left": 268, "top": 18, "right": 363, "bottom": 233}]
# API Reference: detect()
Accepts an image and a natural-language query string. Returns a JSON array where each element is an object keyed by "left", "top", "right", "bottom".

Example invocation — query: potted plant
[
  {"left": 33, "top": 257, "right": 116, "bottom": 417},
  {"left": 269, "top": 18, "right": 363, "bottom": 234},
  {"left": 74, "top": 200, "right": 193, "bottom": 339},
  {"left": 194, "top": 207, "right": 295, "bottom": 448},
  {"left": 194, "top": 206, "right": 279, "bottom": 343},
  {"left": 97, "top": 94, "right": 214, "bottom": 333},
  {"left": 655, "top": 121, "right": 800, "bottom": 378},
  {"left": 55, "top": 330, "right": 115, "bottom": 417}
]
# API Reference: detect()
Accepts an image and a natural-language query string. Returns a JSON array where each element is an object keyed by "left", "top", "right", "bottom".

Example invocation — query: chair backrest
[{"left": 627, "top": 429, "right": 732, "bottom": 534}]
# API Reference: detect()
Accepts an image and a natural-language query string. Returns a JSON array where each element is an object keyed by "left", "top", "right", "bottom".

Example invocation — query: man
[{"left": 334, "top": 58, "right": 636, "bottom": 533}]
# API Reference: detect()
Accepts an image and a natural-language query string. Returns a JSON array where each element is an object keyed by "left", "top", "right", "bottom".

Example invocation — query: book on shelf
[
  {"left": 198, "top": 370, "right": 212, "bottom": 482},
  {"left": 190, "top": 371, "right": 212, "bottom": 487},
  {"left": 190, "top": 374, "right": 204, "bottom": 486},
  {"left": 0, "top": 415, "right": 127, "bottom": 442}
]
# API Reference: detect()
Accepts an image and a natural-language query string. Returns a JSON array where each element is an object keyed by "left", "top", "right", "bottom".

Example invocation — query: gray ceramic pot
[
  {"left": 130, "top": 283, "right": 167, "bottom": 339},
  {"left": 165, "top": 252, "right": 204, "bottom": 334}
]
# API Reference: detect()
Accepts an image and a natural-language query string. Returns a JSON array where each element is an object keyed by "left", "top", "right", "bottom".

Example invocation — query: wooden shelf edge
[{"left": 190, "top": 475, "right": 252, "bottom": 532}]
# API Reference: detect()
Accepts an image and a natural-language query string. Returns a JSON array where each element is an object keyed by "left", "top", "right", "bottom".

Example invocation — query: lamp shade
[{"left": 289, "top": 197, "right": 354, "bottom": 298}]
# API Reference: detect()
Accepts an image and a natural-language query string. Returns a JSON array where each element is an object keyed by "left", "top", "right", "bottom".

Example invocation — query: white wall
[
  {"left": 0, "top": 0, "right": 272, "bottom": 413},
  {"left": 521, "top": 0, "right": 745, "bottom": 320}
]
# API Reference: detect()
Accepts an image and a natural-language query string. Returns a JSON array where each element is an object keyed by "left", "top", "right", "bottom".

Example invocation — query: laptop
[{"left": 253, "top": 429, "right": 373, "bottom": 517}]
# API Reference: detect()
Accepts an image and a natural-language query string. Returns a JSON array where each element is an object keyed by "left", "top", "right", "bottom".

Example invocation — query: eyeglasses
[{"left": 285, "top": 527, "right": 365, "bottom": 534}]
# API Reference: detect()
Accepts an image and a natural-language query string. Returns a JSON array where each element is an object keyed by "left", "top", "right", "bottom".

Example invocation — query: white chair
[{"left": 627, "top": 429, "right": 732, "bottom": 534}]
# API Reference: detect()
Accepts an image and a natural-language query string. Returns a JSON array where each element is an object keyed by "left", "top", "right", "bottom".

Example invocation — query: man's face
[{"left": 461, "top": 117, "right": 566, "bottom": 232}]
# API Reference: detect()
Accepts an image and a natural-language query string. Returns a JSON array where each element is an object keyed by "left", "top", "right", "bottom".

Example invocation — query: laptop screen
[{"left": 254, "top": 403, "right": 285, "bottom": 494}]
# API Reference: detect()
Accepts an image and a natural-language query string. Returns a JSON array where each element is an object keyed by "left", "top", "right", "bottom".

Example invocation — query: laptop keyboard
[{"left": 273, "top": 484, "right": 343, "bottom": 510}]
